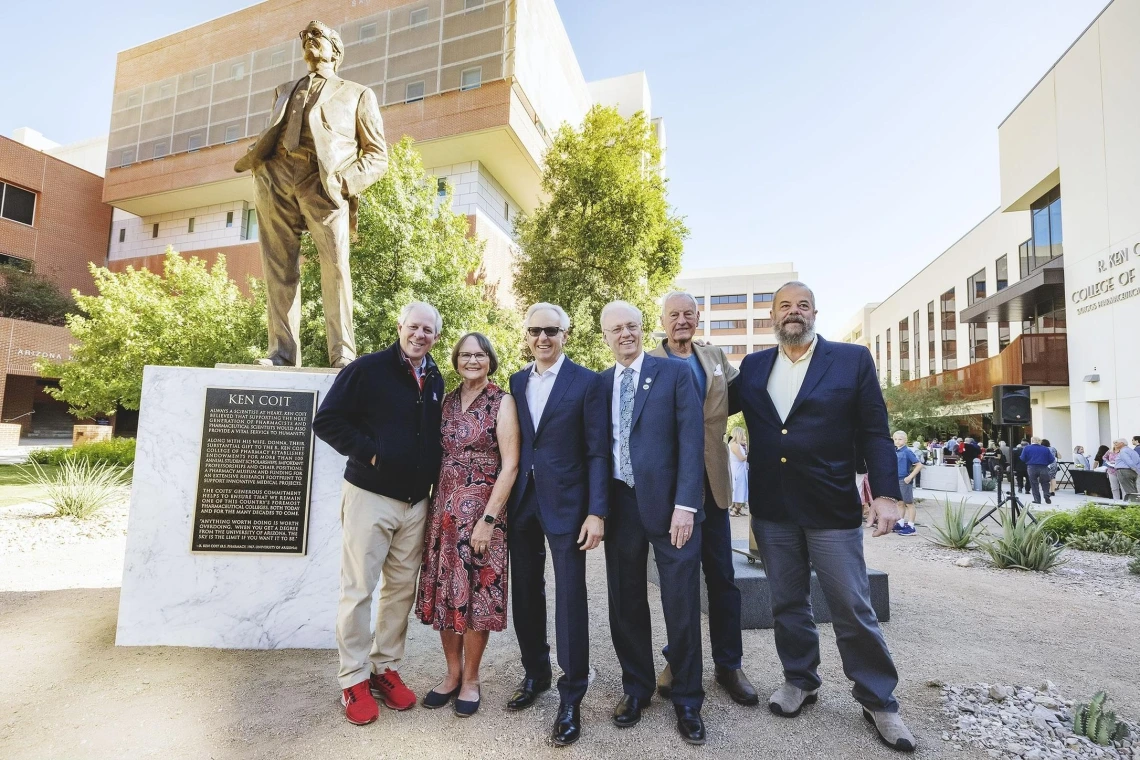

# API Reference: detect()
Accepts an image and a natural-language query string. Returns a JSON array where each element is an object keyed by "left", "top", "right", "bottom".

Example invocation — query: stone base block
[
  {"left": 649, "top": 539, "right": 890, "bottom": 629},
  {"left": 0, "top": 423, "right": 20, "bottom": 449}
]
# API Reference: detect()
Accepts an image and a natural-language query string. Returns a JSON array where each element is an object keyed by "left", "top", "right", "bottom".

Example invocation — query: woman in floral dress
[{"left": 416, "top": 332, "right": 519, "bottom": 717}]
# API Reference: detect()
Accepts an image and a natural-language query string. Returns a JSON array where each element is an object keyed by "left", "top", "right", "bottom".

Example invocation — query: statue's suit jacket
[
  {"left": 649, "top": 340, "right": 740, "bottom": 510},
  {"left": 234, "top": 74, "right": 388, "bottom": 231}
]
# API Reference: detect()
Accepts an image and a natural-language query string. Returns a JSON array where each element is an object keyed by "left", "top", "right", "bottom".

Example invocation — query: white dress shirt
[
  {"left": 610, "top": 351, "right": 695, "bottom": 512},
  {"left": 525, "top": 353, "right": 566, "bottom": 431},
  {"left": 767, "top": 335, "right": 818, "bottom": 422}
]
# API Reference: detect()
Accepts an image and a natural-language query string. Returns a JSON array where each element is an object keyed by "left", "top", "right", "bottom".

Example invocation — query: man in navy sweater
[{"left": 313, "top": 301, "right": 445, "bottom": 727}]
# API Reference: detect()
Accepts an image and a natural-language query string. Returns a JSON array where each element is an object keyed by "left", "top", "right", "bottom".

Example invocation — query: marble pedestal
[{"left": 116, "top": 365, "right": 346, "bottom": 649}]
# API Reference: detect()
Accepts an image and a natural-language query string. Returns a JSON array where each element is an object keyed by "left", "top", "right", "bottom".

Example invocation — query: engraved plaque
[{"left": 191, "top": 387, "right": 317, "bottom": 554}]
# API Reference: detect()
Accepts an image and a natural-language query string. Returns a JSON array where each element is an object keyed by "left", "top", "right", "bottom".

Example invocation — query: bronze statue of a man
[{"left": 235, "top": 20, "right": 388, "bottom": 367}]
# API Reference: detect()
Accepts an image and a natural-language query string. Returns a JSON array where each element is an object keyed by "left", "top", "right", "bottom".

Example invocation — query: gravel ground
[{"left": 1, "top": 512, "right": 1139, "bottom": 760}]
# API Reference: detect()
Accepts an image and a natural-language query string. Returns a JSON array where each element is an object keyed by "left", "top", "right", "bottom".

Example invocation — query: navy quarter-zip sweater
[{"left": 313, "top": 341, "right": 445, "bottom": 504}]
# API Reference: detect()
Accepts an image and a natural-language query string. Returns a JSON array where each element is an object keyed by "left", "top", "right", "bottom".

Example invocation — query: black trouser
[
  {"left": 1027, "top": 464, "right": 1052, "bottom": 504},
  {"left": 664, "top": 475, "right": 743, "bottom": 670},
  {"left": 508, "top": 481, "right": 590, "bottom": 704},
  {"left": 605, "top": 481, "right": 704, "bottom": 709},
  {"left": 1015, "top": 469, "right": 1028, "bottom": 492}
]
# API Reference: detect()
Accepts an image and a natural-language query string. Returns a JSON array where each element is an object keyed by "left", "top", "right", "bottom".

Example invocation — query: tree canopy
[
  {"left": 513, "top": 105, "right": 687, "bottom": 370},
  {"left": 299, "top": 137, "right": 521, "bottom": 386},
  {"left": 882, "top": 381, "right": 970, "bottom": 441},
  {"left": 39, "top": 251, "right": 266, "bottom": 417}
]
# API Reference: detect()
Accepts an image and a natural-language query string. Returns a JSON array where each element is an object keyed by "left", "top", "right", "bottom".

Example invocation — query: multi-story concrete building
[
  {"left": 101, "top": 0, "right": 661, "bottom": 306},
  {"left": 846, "top": 0, "right": 1140, "bottom": 456},
  {"left": 0, "top": 134, "right": 112, "bottom": 437},
  {"left": 673, "top": 264, "right": 798, "bottom": 365}
]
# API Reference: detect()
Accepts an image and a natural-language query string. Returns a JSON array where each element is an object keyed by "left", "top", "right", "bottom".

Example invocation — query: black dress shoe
[
  {"left": 674, "top": 704, "right": 706, "bottom": 745},
  {"left": 715, "top": 665, "right": 760, "bottom": 706},
  {"left": 552, "top": 701, "right": 581, "bottom": 746},
  {"left": 612, "top": 694, "right": 648, "bottom": 727},
  {"left": 506, "top": 675, "right": 551, "bottom": 711},
  {"left": 454, "top": 686, "right": 481, "bottom": 717}
]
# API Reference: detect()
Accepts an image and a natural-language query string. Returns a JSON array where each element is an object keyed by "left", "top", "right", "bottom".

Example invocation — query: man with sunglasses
[
  {"left": 235, "top": 20, "right": 387, "bottom": 368},
  {"left": 505, "top": 303, "right": 610, "bottom": 746}
]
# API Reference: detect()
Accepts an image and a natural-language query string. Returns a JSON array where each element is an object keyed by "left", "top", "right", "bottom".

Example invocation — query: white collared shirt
[
  {"left": 610, "top": 351, "right": 695, "bottom": 512},
  {"left": 767, "top": 335, "right": 818, "bottom": 423},
  {"left": 526, "top": 353, "right": 566, "bottom": 431}
]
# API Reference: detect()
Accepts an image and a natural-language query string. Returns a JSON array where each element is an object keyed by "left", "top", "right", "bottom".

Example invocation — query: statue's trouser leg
[
  {"left": 253, "top": 157, "right": 305, "bottom": 366},
  {"left": 298, "top": 173, "right": 355, "bottom": 366}
]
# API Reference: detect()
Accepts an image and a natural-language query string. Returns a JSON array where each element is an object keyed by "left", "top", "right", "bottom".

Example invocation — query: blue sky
[{"left": 5, "top": 0, "right": 1109, "bottom": 335}]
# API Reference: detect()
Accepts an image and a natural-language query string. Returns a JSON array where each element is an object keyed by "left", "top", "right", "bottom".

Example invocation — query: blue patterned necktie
[{"left": 619, "top": 367, "right": 636, "bottom": 487}]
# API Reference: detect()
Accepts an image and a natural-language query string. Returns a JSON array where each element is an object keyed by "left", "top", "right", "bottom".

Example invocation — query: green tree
[
  {"left": 298, "top": 137, "right": 522, "bottom": 387},
  {"left": 513, "top": 105, "right": 687, "bottom": 370},
  {"left": 882, "top": 381, "right": 969, "bottom": 440},
  {"left": 0, "top": 264, "right": 76, "bottom": 325},
  {"left": 39, "top": 250, "right": 266, "bottom": 417}
]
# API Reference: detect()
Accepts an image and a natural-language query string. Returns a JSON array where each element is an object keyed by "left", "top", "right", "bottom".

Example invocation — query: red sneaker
[
  {"left": 341, "top": 680, "right": 379, "bottom": 725},
  {"left": 370, "top": 668, "right": 416, "bottom": 711}
]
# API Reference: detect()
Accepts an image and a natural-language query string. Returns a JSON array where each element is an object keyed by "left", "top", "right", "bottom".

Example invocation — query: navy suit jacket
[
  {"left": 508, "top": 357, "right": 611, "bottom": 535},
  {"left": 735, "top": 336, "right": 901, "bottom": 529},
  {"left": 601, "top": 353, "right": 705, "bottom": 536}
]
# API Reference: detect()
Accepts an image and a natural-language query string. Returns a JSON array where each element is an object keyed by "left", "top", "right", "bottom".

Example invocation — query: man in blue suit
[
  {"left": 598, "top": 300, "right": 707, "bottom": 745},
  {"left": 506, "top": 303, "right": 609, "bottom": 746},
  {"left": 734, "top": 282, "right": 915, "bottom": 752}
]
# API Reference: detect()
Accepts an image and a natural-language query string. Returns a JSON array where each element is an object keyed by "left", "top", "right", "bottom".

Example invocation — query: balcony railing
[{"left": 895, "top": 334, "right": 1067, "bottom": 401}]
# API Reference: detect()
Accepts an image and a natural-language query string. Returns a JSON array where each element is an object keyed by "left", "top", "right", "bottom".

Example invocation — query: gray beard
[{"left": 776, "top": 322, "right": 816, "bottom": 347}]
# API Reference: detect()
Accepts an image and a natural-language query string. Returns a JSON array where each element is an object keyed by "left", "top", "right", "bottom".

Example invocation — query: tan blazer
[
  {"left": 234, "top": 74, "right": 388, "bottom": 231},
  {"left": 649, "top": 340, "right": 739, "bottom": 509}
]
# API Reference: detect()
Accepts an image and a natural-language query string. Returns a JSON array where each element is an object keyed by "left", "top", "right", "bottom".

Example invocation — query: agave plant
[
  {"left": 979, "top": 509, "right": 1066, "bottom": 571},
  {"left": 928, "top": 498, "right": 983, "bottom": 550},
  {"left": 21, "top": 459, "right": 130, "bottom": 519},
  {"left": 1073, "top": 691, "right": 1129, "bottom": 745},
  {"left": 1066, "top": 531, "right": 1139, "bottom": 555}
]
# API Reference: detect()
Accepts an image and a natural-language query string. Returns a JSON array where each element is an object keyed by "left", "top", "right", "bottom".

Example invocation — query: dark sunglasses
[{"left": 526, "top": 326, "right": 563, "bottom": 337}]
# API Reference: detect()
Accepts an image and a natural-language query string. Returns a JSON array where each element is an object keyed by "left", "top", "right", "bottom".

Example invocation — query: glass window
[
  {"left": 224, "top": 124, "right": 241, "bottom": 143},
  {"left": 996, "top": 255, "right": 1008, "bottom": 291},
  {"left": 231, "top": 62, "right": 245, "bottom": 81},
  {"left": 1023, "top": 185, "right": 1063, "bottom": 276},
  {"left": 875, "top": 335, "right": 881, "bottom": 372},
  {"left": 406, "top": 81, "right": 425, "bottom": 103},
  {"left": 754, "top": 318, "right": 773, "bottom": 329},
  {"left": 226, "top": 211, "right": 234, "bottom": 228},
  {"left": 437, "top": 177, "right": 447, "bottom": 196},
  {"left": 120, "top": 150, "right": 132, "bottom": 167},
  {"left": 152, "top": 222, "right": 159, "bottom": 238},
  {"left": 753, "top": 292, "right": 774, "bottom": 304},
  {"left": 940, "top": 288, "right": 956, "bottom": 371},
  {"left": 725, "top": 345, "right": 747, "bottom": 355},
  {"left": 913, "top": 309, "right": 921, "bottom": 379},
  {"left": 465, "top": 0, "right": 485, "bottom": 8},
  {"left": 898, "top": 318, "right": 910, "bottom": 382},
  {"left": 460, "top": 67, "right": 482, "bottom": 91},
  {"left": 188, "top": 217, "right": 195, "bottom": 233},
  {"left": 504, "top": 201, "right": 509, "bottom": 220},
  {"left": 885, "top": 328, "right": 892, "bottom": 385},
  {"left": 967, "top": 267, "right": 985, "bottom": 306},
  {"left": 153, "top": 142, "right": 168, "bottom": 159},
  {"left": 118, "top": 228, "right": 126, "bottom": 243},
  {"left": 409, "top": 7, "right": 429, "bottom": 26},
  {"left": 969, "top": 323, "right": 988, "bottom": 362},
  {"left": 188, "top": 133, "right": 204, "bottom": 152},
  {"left": 927, "top": 300, "right": 936, "bottom": 374},
  {"left": 0, "top": 253, "right": 32, "bottom": 271},
  {"left": 242, "top": 209, "right": 258, "bottom": 241},
  {"left": 709, "top": 294, "right": 747, "bottom": 305},
  {"left": 0, "top": 183, "right": 37, "bottom": 226},
  {"left": 359, "top": 23, "right": 377, "bottom": 41},
  {"left": 710, "top": 320, "right": 746, "bottom": 330},
  {"left": 998, "top": 321, "right": 1010, "bottom": 351},
  {"left": 694, "top": 296, "right": 705, "bottom": 307}
]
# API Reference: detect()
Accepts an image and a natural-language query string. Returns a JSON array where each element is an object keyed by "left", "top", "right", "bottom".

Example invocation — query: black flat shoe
[
  {"left": 422, "top": 682, "right": 461, "bottom": 709},
  {"left": 454, "top": 687, "right": 481, "bottom": 717},
  {"left": 506, "top": 675, "right": 551, "bottom": 711},
  {"left": 612, "top": 694, "right": 648, "bottom": 728},
  {"left": 674, "top": 704, "right": 706, "bottom": 745},
  {"left": 715, "top": 666, "right": 760, "bottom": 706},
  {"left": 552, "top": 701, "right": 581, "bottom": 746}
]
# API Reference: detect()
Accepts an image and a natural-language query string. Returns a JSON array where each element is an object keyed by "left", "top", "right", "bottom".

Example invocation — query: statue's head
[{"left": 299, "top": 21, "right": 344, "bottom": 72}]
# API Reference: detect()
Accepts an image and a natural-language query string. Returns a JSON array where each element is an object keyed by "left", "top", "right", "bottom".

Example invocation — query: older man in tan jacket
[{"left": 649, "top": 290, "right": 758, "bottom": 706}]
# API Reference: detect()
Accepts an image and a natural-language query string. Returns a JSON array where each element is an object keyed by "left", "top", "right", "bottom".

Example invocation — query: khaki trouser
[{"left": 336, "top": 480, "right": 428, "bottom": 689}]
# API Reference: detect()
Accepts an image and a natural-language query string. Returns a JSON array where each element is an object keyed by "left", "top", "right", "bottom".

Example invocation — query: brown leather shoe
[
  {"left": 656, "top": 663, "right": 673, "bottom": 699},
  {"left": 715, "top": 666, "right": 760, "bottom": 706}
]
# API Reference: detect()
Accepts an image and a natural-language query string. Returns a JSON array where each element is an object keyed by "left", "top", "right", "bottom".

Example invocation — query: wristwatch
[{"left": 482, "top": 513, "right": 496, "bottom": 524}]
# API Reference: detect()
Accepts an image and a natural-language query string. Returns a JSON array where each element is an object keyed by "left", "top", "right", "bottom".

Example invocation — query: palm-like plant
[
  {"left": 979, "top": 509, "right": 1066, "bottom": 571},
  {"left": 928, "top": 498, "right": 983, "bottom": 550},
  {"left": 22, "top": 459, "right": 129, "bottom": 519}
]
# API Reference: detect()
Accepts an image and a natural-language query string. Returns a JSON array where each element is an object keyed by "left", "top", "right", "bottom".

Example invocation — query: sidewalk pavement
[{"left": 911, "top": 483, "right": 1131, "bottom": 520}]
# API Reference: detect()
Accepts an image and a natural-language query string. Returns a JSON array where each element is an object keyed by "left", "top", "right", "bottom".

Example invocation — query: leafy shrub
[
  {"left": 1071, "top": 504, "right": 1129, "bottom": 537},
  {"left": 1065, "top": 531, "right": 1138, "bottom": 555},
  {"left": 1073, "top": 691, "right": 1129, "bottom": 745},
  {"left": 980, "top": 510, "right": 1066, "bottom": 571},
  {"left": 26, "top": 437, "right": 135, "bottom": 468},
  {"left": 1039, "top": 512, "right": 1076, "bottom": 541},
  {"left": 1129, "top": 553, "right": 1140, "bottom": 575},
  {"left": 981, "top": 477, "right": 997, "bottom": 492},
  {"left": 929, "top": 499, "right": 983, "bottom": 550},
  {"left": 22, "top": 459, "right": 129, "bottom": 519},
  {"left": 1041, "top": 504, "right": 1140, "bottom": 542}
]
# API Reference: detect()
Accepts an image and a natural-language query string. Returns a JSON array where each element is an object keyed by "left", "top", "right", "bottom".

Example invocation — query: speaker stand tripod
[{"left": 974, "top": 425, "right": 1037, "bottom": 528}]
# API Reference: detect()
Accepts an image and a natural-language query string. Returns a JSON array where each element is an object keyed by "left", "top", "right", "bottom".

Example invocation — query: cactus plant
[{"left": 1073, "top": 691, "right": 1129, "bottom": 745}]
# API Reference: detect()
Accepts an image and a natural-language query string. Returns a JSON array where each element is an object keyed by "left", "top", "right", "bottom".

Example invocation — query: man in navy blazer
[
  {"left": 506, "top": 303, "right": 609, "bottom": 746},
  {"left": 598, "top": 300, "right": 707, "bottom": 746},
  {"left": 734, "top": 282, "right": 915, "bottom": 752}
]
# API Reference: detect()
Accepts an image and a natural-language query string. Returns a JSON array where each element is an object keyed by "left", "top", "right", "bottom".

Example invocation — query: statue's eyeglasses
[
  {"left": 299, "top": 27, "right": 328, "bottom": 42},
  {"left": 526, "top": 327, "right": 563, "bottom": 337}
]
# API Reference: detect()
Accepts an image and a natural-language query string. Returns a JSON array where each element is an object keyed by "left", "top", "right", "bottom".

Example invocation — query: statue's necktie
[
  {"left": 281, "top": 76, "right": 312, "bottom": 153},
  {"left": 619, "top": 367, "right": 636, "bottom": 488}
]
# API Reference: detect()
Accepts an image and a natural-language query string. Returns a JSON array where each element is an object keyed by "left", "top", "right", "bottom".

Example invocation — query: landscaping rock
[{"left": 956, "top": 556, "right": 975, "bottom": 567}]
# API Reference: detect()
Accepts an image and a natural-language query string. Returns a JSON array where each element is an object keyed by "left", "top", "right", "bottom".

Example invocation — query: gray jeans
[
  {"left": 752, "top": 519, "right": 899, "bottom": 711},
  {"left": 1027, "top": 464, "right": 1052, "bottom": 504},
  {"left": 1118, "top": 468, "right": 1139, "bottom": 498}
]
